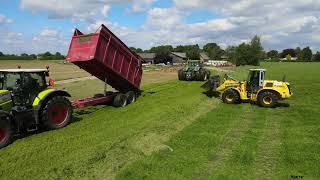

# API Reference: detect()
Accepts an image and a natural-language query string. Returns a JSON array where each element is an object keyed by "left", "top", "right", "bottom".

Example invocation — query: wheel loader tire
[
  {"left": 42, "top": 96, "right": 72, "bottom": 130},
  {"left": 258, "top": 91, "right": 278, "bottom": 108},
  {"left": 178, "top": 69, "right": 185, "bottom": 81},
  {"left": 222, "top": 89, "right": 240, "bottom": 104},
  {"left": 113, "top": 94, "right": 127, "bottom": 107},
  {"left": 0, "top": 118, "right": 12, "bottom": 149},
  {"left": 125, "top": 91, "right": 136, "bottom": 104}
]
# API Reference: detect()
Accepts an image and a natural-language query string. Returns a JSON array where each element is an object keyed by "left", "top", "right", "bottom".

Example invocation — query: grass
[
  {"left": 0, "top": 62, "right": 319, "bottom": 179},
  {"left": 0, "top": 60, "right": 90, "bottom": 81}
]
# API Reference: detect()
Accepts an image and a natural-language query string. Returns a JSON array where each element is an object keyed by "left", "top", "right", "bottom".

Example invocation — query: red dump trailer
[{"left": 66, "top": 24, "right": 143, "bottom": 108}]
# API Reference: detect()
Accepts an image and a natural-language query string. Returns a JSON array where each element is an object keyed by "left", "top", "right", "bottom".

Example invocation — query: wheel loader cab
[{"left": 246, "top": 69, "right": 266, "bottom": 93}]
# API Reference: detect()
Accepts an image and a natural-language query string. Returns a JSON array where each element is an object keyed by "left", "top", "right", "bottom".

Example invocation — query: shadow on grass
[
  {"left": 7, "top": 106, "right": 102, "bottom": 149},
  {"left": 203, "top": 91, "right": 220, "bottom": 98}
]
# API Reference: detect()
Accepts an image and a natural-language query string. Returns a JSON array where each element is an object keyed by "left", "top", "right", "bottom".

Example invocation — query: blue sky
[{"left": 0, "top": 0, "right": 319, "bottom": 54}]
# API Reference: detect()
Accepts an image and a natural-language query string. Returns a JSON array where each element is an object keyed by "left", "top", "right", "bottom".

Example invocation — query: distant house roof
[
  {"left": 138, "top": 53, "right": 156, "bottom": 59},
  {"left": 170, "top": 52, "right": 187, "bottom": 59},
  {"left": 221, "top": 55, "right": 228, "bottom": 59},
  {"left": 200, "top": 52, "right": 210, "bottom": 60}
]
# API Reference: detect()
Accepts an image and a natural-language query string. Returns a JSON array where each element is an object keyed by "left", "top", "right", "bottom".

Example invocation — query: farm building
[
  {"left": 170, "top": 52, "right": 187, "bottom": 64},
  {"left": 138, "top": 52, "right": 187, "bottom": 64},
  {"left": 200, "top": 52, "right": 210, "bottom": 62},
  {"left": 138, "top": 53, "right": 156, "bottom": 64}
]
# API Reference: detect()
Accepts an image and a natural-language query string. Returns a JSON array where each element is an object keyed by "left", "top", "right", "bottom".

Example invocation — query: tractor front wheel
[
  {"left": 258, "top": 91, "right": 278, "bottom": 108},
  {"left": 0, "top": 118, "right": 12, "bottom": 149},
  {"left": 42, "top": 96, "right": 72, "bottom": 130},
  {"left": 222, "top": 89, "right": 240, "bottom": 104}
]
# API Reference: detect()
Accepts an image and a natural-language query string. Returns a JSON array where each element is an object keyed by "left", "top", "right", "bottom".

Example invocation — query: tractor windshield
[
  {"left": 3, "top": 72, "right": 22, "bottom": 91},
  {"left": 187, "top": 61, "right": 200, "bottom": 67}
]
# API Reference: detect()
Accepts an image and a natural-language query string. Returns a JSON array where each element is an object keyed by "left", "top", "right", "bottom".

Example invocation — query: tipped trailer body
[{"left": 66, "top": 24, "right": 143, "bottom": 108}]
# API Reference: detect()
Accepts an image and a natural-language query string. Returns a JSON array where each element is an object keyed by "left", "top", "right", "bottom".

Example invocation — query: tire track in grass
[
  {"left": 195, "top": 105, "right": 256, "bottom": 179},
  {"left": 62, "top": 81, "right": 219, "bottom": 180},
  {"left": 97, "top": 94, "right": 219, "bottom": 179},
  {"left": 252, "top": 111, "right": 281, "bottom": 179}
]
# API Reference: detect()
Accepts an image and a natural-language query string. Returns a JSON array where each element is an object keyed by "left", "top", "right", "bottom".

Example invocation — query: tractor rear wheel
[
  {"left": 125, "top": 91, "right": 136, "bottom": 104},
  {"left": 178, "top": 69, "right": 185, "bottom": 81},
  {"left": 258, "top": 91, "right": 278, "bottom": 108},
  {"left": 0, "top": 118, "right": 12, "bottom": 149},
  {"left": 42, "top": 96, "right": 72, "bottom": 130},
  {"left": 222, "top": 89, "right": 240, "bottom": 104},
  {"left": 113, "top": 94, "right": 127, "bottom": 107}
]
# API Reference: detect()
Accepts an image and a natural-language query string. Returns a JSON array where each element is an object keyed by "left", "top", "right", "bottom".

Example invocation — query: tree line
[
  {"left": 130, "top": 35, "right": 264, "bottom": 66},
  {"left": 266, "top": 47, "right": 320, "bottom": 61},
  {"left": 0, "top": 51, "right": 65, "bottom": 60}
]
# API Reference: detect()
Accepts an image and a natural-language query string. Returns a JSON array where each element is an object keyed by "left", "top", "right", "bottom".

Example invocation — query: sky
[{"left": 0, "top": 0, "right": 320, "bottom": 55}]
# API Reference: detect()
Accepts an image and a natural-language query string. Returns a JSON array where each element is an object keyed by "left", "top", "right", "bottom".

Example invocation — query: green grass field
[{"left": 0, "top": 62, "right": 319, "bottom": 179}]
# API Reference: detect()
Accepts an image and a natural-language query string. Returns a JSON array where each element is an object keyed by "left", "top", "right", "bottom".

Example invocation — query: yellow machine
[{"left": 202, "top": 69, "right": 292, "bottom": 108}]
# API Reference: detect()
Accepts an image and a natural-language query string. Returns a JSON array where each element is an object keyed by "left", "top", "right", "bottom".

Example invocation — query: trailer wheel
[
  {"left": 42, "top": 96, "right": 72, "bottom": 130},
  {"left": 126, "top": 91, "right": 136, "bottom": 104},
  {"left": 113, "top": 94, "right": 127, "bottom": 107},
  {"left": 0, "top": 118, "right": 12, "bottom": 149}
]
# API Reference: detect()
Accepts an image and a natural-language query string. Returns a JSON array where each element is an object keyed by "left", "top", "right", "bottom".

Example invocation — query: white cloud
[
  {"left": 101, "top": 5, "right": 111, "bottom": 17},
  {"left": 0, "top": 14, "right": 13, "bottom": 24},
  {"left": 20, "top": 0, "right": 156, "bottom": 22},
  {"left": 6, "top": 0, "right": 319, "bottom": 53}
]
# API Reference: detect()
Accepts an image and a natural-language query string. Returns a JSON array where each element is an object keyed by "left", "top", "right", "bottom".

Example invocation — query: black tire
[
  {"left": 202, "top": 71, "right": 209, "bottom": 81},
  {"left": 0, "top": 117, "right": 12, "bottom": 149},
  {"left": 178, "top": 69, "right": 185, "bottom": 81},
  {"left": 41, "top": 96, "right": 72, "bottom": 130},
  {"left": 197, "top": 70, "right": 209, "bottom": 81},
  {"left": 113, "top": 94, "right": 127, "bottom": 107},
  {"left": 222, "top": 89, "right": 240, "bottom": 104},
  {"left": 258, "top": 91, "right": 278, "bottom": 108},
  {"left": 125, "top": 91, "right": 136, "bottom": 104}
]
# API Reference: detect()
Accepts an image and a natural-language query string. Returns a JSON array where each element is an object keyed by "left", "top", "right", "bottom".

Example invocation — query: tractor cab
[
  {"left": 0, "top": 69, "right": 49, "bottom": 106},
  {"left": 246, "top": 69, "right": 266, "bottom": 93}
]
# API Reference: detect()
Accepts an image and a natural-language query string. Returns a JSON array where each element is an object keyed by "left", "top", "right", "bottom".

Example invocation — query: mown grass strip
[
  {"left": 0, "top": 80, "right": 217, "bottom": 179},
  {"left": 117, "top": 104, "right": 251, "bottom": 179}
]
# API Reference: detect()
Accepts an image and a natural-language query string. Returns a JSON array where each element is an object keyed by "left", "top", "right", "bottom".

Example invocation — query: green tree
[
  {"left": 173, "top": 44, "right": 200, "bottom": 59},
  {"left": 203, "top": 43, "right": 224, "bottom": 60},
  {"left": 280, "top": 49, "right": 296, "bottom": 58},
  {"left": 249, "top": 35, "right": 263, "bottom": 66},
  {"left": 267, "top": 50, "right": 279, "bottom": 59},
  {"left": 0, "top": 52, "right": 4, "bottom": 56},
  {"left": 130, "top": 47, "right": 143, "bottom": 53},
  {"left": 295, "top": 47, "right": 303, "bottom": 60},
  {"left": 301, "top": 47, "right": 312, "bottom": 61},
  {"left": 313, "top": 51, "right": 320, "bottom": 61},
  {"left": 149, "top": 45, "right": 173, "bottom": 55},
  {"left": 226, "top": 46, "right": 237, "bottom": 65}
]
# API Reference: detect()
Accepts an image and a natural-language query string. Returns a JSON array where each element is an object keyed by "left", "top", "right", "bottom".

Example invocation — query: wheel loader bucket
[{"left": 201, "top": 76, "right": 220, "bottom": 91}]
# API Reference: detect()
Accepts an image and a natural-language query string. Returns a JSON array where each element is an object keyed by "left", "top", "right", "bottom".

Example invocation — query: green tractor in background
[
  {"left": 178, "top": 60, "right": 211, "bottom": 81},
  {"left": 0, "top": 69, "right": 72, "bottom": 148}
]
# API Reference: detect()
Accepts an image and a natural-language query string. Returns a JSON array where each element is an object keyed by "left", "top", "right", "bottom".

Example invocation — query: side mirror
[{"left": 49, "top": 79, "right": 55, "bottom": 87}]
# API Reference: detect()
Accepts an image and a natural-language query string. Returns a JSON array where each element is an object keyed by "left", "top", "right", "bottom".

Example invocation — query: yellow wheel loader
[{"left": 201, "top": 69, "right": 292, "bottom": 108}]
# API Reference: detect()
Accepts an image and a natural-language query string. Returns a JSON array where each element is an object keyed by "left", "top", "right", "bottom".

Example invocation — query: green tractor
[
  {"left": 0, "top": 69, "right": 72, "bottom": 148},
  {"left": 178, "top": 60, "right": 210, "bottom": 81}
]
